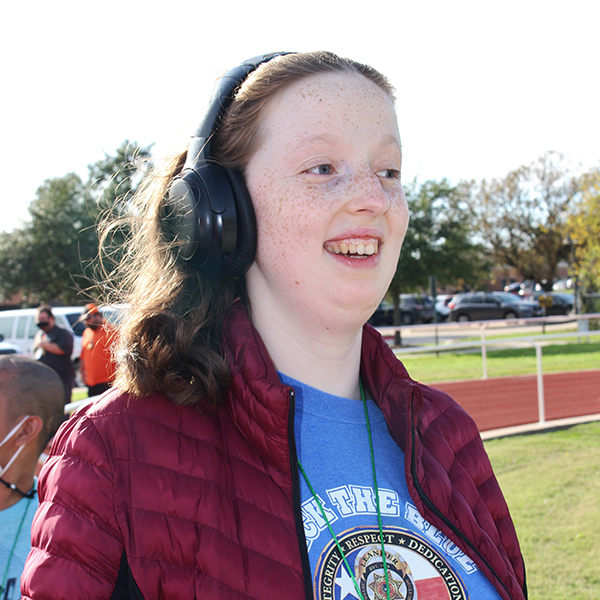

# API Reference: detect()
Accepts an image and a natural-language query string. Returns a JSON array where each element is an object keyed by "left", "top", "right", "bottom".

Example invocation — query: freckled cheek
[
  {"left": 250, "top": 188, "right": 318, "bottom": 281},
  {"left": 389, "top": 194, "right": 410, "bottom": 234},
  {"left": 253, "top": 182, "right": 322, "bottom": 243}
]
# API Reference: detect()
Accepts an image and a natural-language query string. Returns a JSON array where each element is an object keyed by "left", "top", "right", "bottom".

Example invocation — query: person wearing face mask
[
  {"left": 31, "top": 305, "right": 74, "bottom": 405},
  {"left": 0, "top": 356, "right": 64, "bottom": 600},
  {"left": 21, "top": 53, "right": 527, "bottom": 600},
  {"left": 79, "top": 303, "right": 117, "bottom": 398}
]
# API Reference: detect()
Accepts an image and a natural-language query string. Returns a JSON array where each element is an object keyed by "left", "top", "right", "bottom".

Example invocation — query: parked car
[
  {"left": 368, "top": 302, "right": 394, "bottom": 326},
  {"left": 399, "top": 294, "right": 435, "bottom": 324},
  {"left": 435, "top": 294, "right": 453, "bottom": 322},
  {"left": 552, "top": 278, "right": 574, "bottom": 291},
  {"left": 0, "top": 337, "right": 21, "bottom": 355},
  {"left": 448, "top": 291, "right": 542, "bottom": 322},
  {"left": 504, "top": 280, "right": 539, "bottom": 296},
  {"left": 524, "top": 292, "right": 574, "bottom": 316},
  {"left": 368, "top": 295, "right": 435, "bottom": 326}
]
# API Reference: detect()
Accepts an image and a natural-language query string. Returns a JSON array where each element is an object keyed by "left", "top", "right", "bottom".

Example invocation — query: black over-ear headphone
[{"left": 162, "top": 52, "right": 291, "bottom": 277}]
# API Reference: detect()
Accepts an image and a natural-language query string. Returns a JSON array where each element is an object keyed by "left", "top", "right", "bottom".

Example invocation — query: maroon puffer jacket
[{"left": 22, "top": 304, "right": 526, "bottom": 599}]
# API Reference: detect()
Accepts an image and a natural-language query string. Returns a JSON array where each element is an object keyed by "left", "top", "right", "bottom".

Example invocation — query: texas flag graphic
[{"left": 313, "top": 527, "right": 468, "bottom": 600}]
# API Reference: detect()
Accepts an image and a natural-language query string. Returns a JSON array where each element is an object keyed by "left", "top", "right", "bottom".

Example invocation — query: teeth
[{"left": 325, "top": 239, "right": 379, "bottom": 256}]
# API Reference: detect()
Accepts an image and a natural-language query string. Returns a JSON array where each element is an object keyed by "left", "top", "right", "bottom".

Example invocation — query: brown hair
[{"left": 100, "top": 51, "right": 395, "bottom": 408}]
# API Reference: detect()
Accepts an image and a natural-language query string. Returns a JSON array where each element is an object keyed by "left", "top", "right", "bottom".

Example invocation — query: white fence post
[
  {"left": 531, "top": 340, "right": 545, "bottom": 424},
  {"left": 481, "top": 324, "right": 488, "bottom": 380}
]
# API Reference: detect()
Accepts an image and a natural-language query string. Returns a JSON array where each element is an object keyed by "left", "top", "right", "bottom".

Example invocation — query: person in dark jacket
[
  {"left": 31, "top": 306, "right": 74, "bottom": 405},
  {"left": 22, "top": 52, "right": 527, "bottom": 600}
]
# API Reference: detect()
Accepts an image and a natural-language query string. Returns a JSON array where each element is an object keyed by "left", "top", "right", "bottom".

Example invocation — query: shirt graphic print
[{"left": 279, "top": 373, "right": 502, "bottom": 600}]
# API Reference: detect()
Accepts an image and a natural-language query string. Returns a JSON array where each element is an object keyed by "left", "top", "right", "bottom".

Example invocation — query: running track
[{"left": 434, "top": 369, "right": 600, "bottom": 432}]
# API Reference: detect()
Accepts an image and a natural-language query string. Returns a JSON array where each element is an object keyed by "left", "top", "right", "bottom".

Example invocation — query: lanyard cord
[
  {"left": 297, "top": 459, "right": 364, "bottom": 598},
  {"left": 297, "top": 381, "right": 391, "bottom": 600},
  {"left": 0, "top": 495, "right": 33, "bottom": 594},
  {"left": 361, "top": 380, "right": 391, "bottom": 600}
]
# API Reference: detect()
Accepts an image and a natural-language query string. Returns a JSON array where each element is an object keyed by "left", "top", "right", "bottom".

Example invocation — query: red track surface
[{"left": 434, "top": 369, "right": 600, "bottom": 432}]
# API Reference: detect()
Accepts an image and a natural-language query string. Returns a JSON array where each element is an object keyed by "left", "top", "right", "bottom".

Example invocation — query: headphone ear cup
[
  {"left": 162, "top": 175, "right": 203, "bottom": 262},
  {"left": 226, "top": 169, "right": 256, "bottom": 276},
  {"left": 163, "top": 171, "right": 215, "bottom": 266},
  {"left": 162, "top": 165, "right": 256, "bottom": 276}
]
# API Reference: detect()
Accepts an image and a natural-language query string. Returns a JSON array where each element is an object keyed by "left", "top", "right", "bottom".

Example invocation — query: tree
[
  {"left": 0, "top": 228, "right": 34, "bottom": 303},
  {"left": 469, "top": 152, "right": 578, "bottom": 287},
  {"left": 13, "top": 173, "right": 90, "bottom": 304},
  {"left": 0, "top": 142, "right": 152, "bottom": 306},
  {"left": 387, "top": 178, "right": 488, "bottom": 343},
  {"left": 83, "top": 141, "right": 153, "bottom": 294},
  {"left": 567, "top": 167, "right": 600, "bottom": 294},
  {"left": 86, "top": 140, "right": 152, "bottom": 210},
  {"left": 390, "top": 178, "right": 487, "bottom": 293}
]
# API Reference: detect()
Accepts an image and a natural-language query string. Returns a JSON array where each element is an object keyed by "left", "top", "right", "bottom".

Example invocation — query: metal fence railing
[{"left": 389, "top": 316, "right": 600, "bottom": 426}]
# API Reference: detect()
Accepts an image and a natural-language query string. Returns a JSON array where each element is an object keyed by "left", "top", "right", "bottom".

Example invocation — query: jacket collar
[{"left": 221, "top": 302, "right": 419, "bottom": 474}]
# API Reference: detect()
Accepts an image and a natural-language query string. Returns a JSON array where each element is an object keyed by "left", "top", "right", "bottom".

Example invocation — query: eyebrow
[{"left": 291, "top": 134, "right": 337, "bottom": 153}]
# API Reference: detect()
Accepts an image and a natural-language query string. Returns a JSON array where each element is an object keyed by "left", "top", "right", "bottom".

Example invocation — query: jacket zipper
[
  {"left": 287, "top": 388, "right": 315, "bottom": 600},
  {"left": 409, "top": 391, "right": 515, "bottom": 600}
]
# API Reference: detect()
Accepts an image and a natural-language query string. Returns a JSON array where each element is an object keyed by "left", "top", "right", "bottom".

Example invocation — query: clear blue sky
[{"left": 2, "top": 0, "right": 598, "bottom": 232}]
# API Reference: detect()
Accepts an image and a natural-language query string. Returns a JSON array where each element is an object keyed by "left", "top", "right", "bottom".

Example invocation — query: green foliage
[
  {"left": 485, "top": 422, "right": 600, "bottom": 599},
  {"left": 0, "top": 173, "right": 91, "bottom": 304},
  {"left": 568, "top": 168, "right": 600, "bottom": 294},
  {"left": 82, "top": 141, "right": 153, "bottom": 297},
  {"left": 392, "top": 178, "right": 489, "bottom": 295},
  {"left": 0, "top": 141, "right": 152, "bottom": 306},
  {"left": 470, "top": 151, "right": 577, "bottom": 285},
  {"left": 86, "top": 140, "right": 152, "bottom": 211}
]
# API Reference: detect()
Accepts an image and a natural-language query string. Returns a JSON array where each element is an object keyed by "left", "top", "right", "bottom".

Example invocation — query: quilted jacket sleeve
[{"left": 21, "top": 408, "right": 123, "bottom": 599}]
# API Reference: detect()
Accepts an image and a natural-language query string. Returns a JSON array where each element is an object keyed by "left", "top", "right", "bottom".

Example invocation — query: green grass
[
  {"left": 485, "top": 422, "right": 600, "bottom": 599},
  {"left": 71, "top": 388, "right": 89, "bottom": 402},
  {"left": 397, "top": 341, "right": 600, "bottom": 383}
]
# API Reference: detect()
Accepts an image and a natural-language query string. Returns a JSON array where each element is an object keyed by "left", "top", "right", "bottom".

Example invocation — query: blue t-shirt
[
  {"left": 0, "top": 480, "right": 38, "bottom": 600},
  {"left": 280, "top": 374, "right": 501, "bottom": 600}
]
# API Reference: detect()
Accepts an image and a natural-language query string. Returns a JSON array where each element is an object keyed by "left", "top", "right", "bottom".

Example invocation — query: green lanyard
[
  {"left": 1, "top": 495, "right": 33, "bottom": 595},
  {"left": 297, "top": 381, "right": 391, "bottom": 600}
]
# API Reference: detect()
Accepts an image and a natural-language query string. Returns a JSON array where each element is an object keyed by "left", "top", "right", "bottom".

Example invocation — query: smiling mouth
[{"left": 324, "top": 239, "right": 379, "bottom": 257}]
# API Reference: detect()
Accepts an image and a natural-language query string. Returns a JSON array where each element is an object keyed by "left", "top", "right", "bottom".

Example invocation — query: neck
[
  {"left": 0, "top": 451, "right": 36, "bottom": 510},
  {"left": 250, "top": 301, "right": 364, "bottom": 400},
  {"left": 0, "top": 473, "right": 34, "bottom": 510}
]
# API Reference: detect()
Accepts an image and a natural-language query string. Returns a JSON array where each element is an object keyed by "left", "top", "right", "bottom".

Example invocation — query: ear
[{"left": 15, "top": 416, "right": 43, "bottom": 447}]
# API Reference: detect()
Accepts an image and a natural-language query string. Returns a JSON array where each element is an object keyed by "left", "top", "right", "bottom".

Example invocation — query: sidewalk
[{"left": 480, "top": 412, "right": 600, "bottom": 440}]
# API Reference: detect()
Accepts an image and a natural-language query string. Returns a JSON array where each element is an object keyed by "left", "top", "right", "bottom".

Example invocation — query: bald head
[{"left": 0, "top": 355, "right": 64, "bottom": 451}]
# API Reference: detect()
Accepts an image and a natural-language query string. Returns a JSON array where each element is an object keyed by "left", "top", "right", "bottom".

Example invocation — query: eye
[
  {"left": 307, "top": 164, "right": 333, "bottom": 175},
  {"left": 377, "top": 168, "right": 401, "bottom": 179}
]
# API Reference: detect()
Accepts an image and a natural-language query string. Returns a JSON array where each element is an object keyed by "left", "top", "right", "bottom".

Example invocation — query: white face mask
[{"left": 0, "top": 415, "right": 30, "bottom": 478}]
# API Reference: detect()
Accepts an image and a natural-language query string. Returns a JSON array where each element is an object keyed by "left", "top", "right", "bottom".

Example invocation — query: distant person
[
  {"left": 0, "top": 356, "right": 64, "bottom": 600},
  {"left": 31, "top": 306, "right": 74, "bottom": 405},
  {"left": 79, "top": 304, "right": 117, "bottom": 397}
]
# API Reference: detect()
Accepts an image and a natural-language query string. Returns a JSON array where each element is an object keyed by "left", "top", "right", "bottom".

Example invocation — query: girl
[{"left": 22, "top": 52, "right": 526, "bottom": 600}]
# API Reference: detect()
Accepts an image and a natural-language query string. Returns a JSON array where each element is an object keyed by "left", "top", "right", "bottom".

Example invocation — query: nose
[{"left": 346, "top": 170, "right": 393, "bottom": 217}]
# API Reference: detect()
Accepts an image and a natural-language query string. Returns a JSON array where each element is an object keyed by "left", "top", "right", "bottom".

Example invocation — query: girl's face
[{"left": 245, "top": 72, "right": 409, "bottom": 331}]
